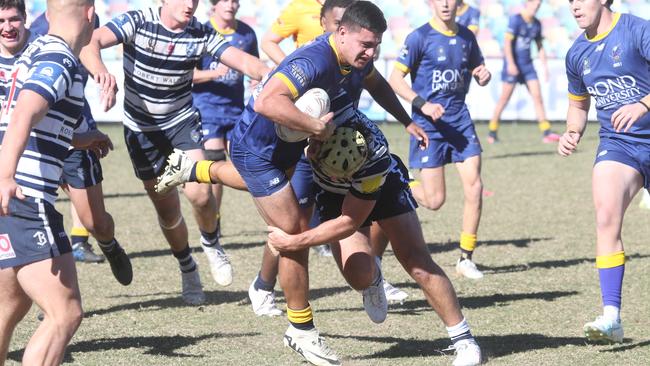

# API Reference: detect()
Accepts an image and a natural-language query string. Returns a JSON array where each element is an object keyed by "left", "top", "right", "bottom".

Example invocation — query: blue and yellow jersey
[
  {"left": 234, "top": 34, "right": 363, "bottom": 163},
  {"left": 395, "top": 21, "right": 484, "bottom": 122},
  {"left": 456, "top": 3, "right": 480, "bottom": 33},
  {"left": 505, "top": 13, "right": 542, "bottom": 66},
  {"left": 566, "top": 13, "right": 650, "bottom": 142},
  {"left": 270, "top": 0, "right": 323, "bottom": 48},
  {"left": 312, "top": 111, "right": 392, "bottom": 200},
  {"left": 192, "top": 19, "right": 259, "bottom": 120},
  {"left": 0, "top": 35, "right": 84, "bottom": 203}
]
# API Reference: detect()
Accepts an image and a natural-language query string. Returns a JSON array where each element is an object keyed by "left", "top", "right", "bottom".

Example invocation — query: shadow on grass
[
  {"left": 601, "top": 339, "right": 650, "bottom": 352},
  {"left": 326, "top": 333, "right": 586, "bottom": 361},
  {"left": 127, "top": 240, "right": 265, "bottom": 259},
  {"left": 7, "top": 332, "right": 257, "bottom": 363},
  {"left": 58, "top": 192, "right": 147, "bottom": 202},
  {"left": 425, "top": 237, "right": 551, "bottom": 254},
  {"left": 489, "top": 150, "right": 557, "bottom": 160},
  {"left": 481, "top": 253, "right": 650, "bottom": 275}
]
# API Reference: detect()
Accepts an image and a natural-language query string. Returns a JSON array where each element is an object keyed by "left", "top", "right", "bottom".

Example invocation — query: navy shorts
[
  {"left": 123, "top": 120, "right": 203, "bottom": 181},
  {"left": 291, "top": 155, "right": 315, "bottom": 208},
  {"left": 595, "top": 137, "right": 650, "bottom": 190},
  {"left": 316, "top": 155, "right": 417, "bottom": 228},
  {"left": 409, "top": 113, "right": 482, "bottom": 169},
  {"left": 501, "top": 61, "right": 538, "bottom": 84},
  {"left": 201, "top": 116, "right": 238, "bottom": 141},
  {"left": 0, "top": 197, "right": 71, "bottom": 269},
  {"left": 60, "top": 149, "right": 103, "bottom": 189}
]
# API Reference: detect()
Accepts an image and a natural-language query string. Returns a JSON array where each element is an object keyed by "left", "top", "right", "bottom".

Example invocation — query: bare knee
[
  {"left": 48, "top": 303, "right": 83, "bottom": 336},
  {"left": 342, "top": 255, "right": 375, "bottom": 291},
  {"left": 84, "top": 212, "right": 114, "bottom": 239},
  {"left": 465, "top": 180, "right": 483, "bottom": 204},
  {"left": 184, "top": 184, "right": 214, "bottom": 209},
  {"left": 421, "top": 194, "right": 445, "bottom": 211}
]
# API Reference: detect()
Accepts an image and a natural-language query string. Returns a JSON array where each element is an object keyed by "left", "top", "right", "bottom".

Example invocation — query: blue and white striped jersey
[
  {"left": 106, "top": 8, "right": 231, "bottom": 132},
  {"left": 0, "top": 35, "right": 84, "bottom": 204}
]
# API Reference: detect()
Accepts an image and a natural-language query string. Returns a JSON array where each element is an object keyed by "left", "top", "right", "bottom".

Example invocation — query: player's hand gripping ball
[{"left": 275, "top": 88, "right": 330, "bottom": 142}]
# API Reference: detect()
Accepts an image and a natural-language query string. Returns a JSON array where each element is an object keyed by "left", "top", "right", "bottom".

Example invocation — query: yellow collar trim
[
  {"left": 457, "top": 4, "right": 469, "bottom": 17},
  {"left": 210, "top": 17, "right": 236, "bottom": 35},
  {"left": 328, "top": 34, "right": 351, "bottom": 75},
  {"left": 429, "top": 18, "right": 458, "bottom": 37},
  {"left": 585, "top": 12, "right": 621, "bottom": 42}
]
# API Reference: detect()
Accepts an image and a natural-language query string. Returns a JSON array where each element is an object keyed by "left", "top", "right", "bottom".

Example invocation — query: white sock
[{"left": 603, "top": 305, "right": 620, "bottom": 323}]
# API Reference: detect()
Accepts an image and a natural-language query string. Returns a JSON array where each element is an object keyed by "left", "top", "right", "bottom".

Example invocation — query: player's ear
[{"left": 86, "top": 4, "right": 96, "bottom": 24}]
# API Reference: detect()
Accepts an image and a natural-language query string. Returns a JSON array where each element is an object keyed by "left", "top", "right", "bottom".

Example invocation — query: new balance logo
[{"left": 284, "top": 335, "right": 304, "bottom": 357}]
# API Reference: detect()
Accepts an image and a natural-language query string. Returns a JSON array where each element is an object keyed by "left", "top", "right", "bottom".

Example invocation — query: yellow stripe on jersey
[
  {"left": 596, "top": 251, "right": 625, "bottom": 269},
  {"left": 504, "top": 32, "right": 514, "bottom": 40},
  {"left": 394, "top": 62, "right": 410, "bottom": 74},
  {"left": 586, "top": 13, "right": 621, "bottom": 43},
  {"left": 328, "top": 34, "right": 351, "bottom": 76},
  {"left": 270, "top": 0, "right": 324, "bottom": 48},
  {"left": 274, "top": 73, "right": 300, "bottom": 99},
  {"left": 210, "top": 17, "right": 236, "bottom": 35},
  {"left": 360, "top": 175, "right": 383, "bottom": 194},
  {"left": 468, "top": 25, "right": 479, "bottom": 32},
  {"left": 287, "top": 305, "right": 313, "bottom": 324},
  {"left": 568, "top": 93, "right": 589, "bottom": 101},
  {"left": 364, "top": 66, "right": 377, "bottom": 81},
  {"left": 429, "top": 19, "right": 458, "bottom": 37}
]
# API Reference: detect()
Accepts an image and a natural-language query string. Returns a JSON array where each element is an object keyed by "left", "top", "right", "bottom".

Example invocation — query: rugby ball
[{"left": 275, "top": 88, "right": 330, "bottom": 142}]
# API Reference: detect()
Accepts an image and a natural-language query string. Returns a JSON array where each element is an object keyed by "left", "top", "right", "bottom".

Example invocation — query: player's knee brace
[{"left": 204, "top": 149, "right": 227, "bottom": 162}]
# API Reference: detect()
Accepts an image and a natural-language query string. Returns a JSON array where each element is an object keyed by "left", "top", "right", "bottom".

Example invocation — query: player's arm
[
  {"left": 0, "top": 90, "right": 49, "bottom": 214},
  {"left": 558, "top": 96, "right": 589, "bottom": 157},
  {"left": 503, "top": 33, "right": 518, "bottom": 76},
  {"left": 254, "top": 75, "right": 333, "bottom": 140},
  {"left": 72, "top": 129, "right": 114, "bottom": 158},
  {"left": 267, "top": 193, "right": 375, "bottom": 252},
  {"left": 192, "top": 66, "right": 229, "bottom": 84},
  {"left": 261, "top": 30, "right": 287, "bottom": 65},
  {"left": 79, "top": 26, "right": 121, "bottom": 111},
  {"left": 388, "top": 66, "right": 444, "bottom": 121},
  {"left": 219, "top": 46, "right": 271, "bottom": 81},
  {"left": 535, "top": 38, "right": 549, "bottom": 81},
  {"left": 364, "top": 69, "right": 428, "bottom": 147}
]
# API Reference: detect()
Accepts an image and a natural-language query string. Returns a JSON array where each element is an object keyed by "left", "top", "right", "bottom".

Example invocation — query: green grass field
[{"left": 6, "top": 122, "right": 650, "bottom": 365}]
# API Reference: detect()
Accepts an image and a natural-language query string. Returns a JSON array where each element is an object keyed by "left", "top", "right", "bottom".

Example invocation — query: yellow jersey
[{"left": 270, "top": 0, "right": 324, "bottom": 47}]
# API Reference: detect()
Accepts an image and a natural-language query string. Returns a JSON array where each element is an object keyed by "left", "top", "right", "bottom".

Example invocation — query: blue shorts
[
  {"left": 201, "top": 117, "right": 238, "bottom": 141},
  {"left": 409, "top": 120, "right": 482, "bottom": 169},
  {"left": 501, "top": 62, "right": 538, "bottom": 84},
  {"left": 123, "top": 121, "right": 203, "bottom": 181},
  {"left": 291, "top": 155, "right": 315, "bottom": 208},
  {"left": 230, "top": 141, "right": 301, "bottom": 198},
  {"left": 60, "top": 149, "right": 103, "bottom": 189},
  {"left": 0, "top": 197, "right": 71, "bottom": 269},
  {"left": 595, "top": 137, "right": 650, "bottom": 190},
  {"left": 316, "top": 155, "right": 417, "bottom": 228}
]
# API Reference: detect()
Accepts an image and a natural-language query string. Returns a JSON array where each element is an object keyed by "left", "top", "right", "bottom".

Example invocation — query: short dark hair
[
  {"left": 320, "top": 0, "right": 355, "bottom": 19},
  {"left": 605, "top": 0, "right": 613, "bottom": 7},
  {"left": 339, "top": 1, "right": 386, "bottom": 34},
  {"left": 0, "top": 0, "right": 26, "bottom": 18}
]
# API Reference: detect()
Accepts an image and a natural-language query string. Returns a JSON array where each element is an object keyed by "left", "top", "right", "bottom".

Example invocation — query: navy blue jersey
[
  {"left": 505, "top": 13, "right": 542, "bottom": 66},
  {"left": 395, "top": 21, "right": 483, "bottom": 124},
  {"left": 566, "top": 13, "right": 650, "bottom": 142},
  {"left": 192, "top": 19, "right": 258, "bottom": 121},
  {"left": 0, "top": 35, "right": 84, "bottom": 203},
  {"left": 456, "top": 4, "right": 480, "bottom": 32},
  {"left": 106, "top": 8, "right": 231, "bottom": 132},
  {"left": 233, "top": 34, "right": 364, "bottom": 162}
]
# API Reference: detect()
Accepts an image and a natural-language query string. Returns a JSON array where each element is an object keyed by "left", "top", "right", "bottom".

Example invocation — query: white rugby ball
[{"left": 275, "top": 88, "right": 330, "bottom": 142}]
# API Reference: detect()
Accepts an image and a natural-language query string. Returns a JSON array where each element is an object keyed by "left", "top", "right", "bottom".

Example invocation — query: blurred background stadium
[{"left": 24, "top": 0, "right": 650, "bottom": 122}]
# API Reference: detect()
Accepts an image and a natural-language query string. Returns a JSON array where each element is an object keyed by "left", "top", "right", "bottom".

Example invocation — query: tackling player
[
  {"left": 80, "top": 0, "right": 270, "bottom": 305},
  {"left": 0, "top": 0, "right": 110, "bottom": 363},
  {"left": 389, "top": 0, "right": 491, "bottom": 279},
  {"left": 487, "top": 0, "right": 560, "bottom": 144},
  {"left": 559, "top": 0, "right": 650, "bottom": 343}
]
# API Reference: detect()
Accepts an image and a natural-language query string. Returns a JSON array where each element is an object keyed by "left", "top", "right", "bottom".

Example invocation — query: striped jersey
[
  {"left": 270, "top": 0, "right": 323, "bottom": 48},
  {"left": 456, "top": 3, "right": 480, "bottom": 32},
  {"left": 105, "top": 8, "right": 231, "bottom": 132},
  {"left": 0, "top": 35, "right": 84, "bottom": 203},
  {"left": 311, "top": 110, "right": 392, "bottom": 200},
  {"left": 566, "top": 13, "right": 650, "bottom": 142},
  {"left": 505, "top": 13, "right": 542, "bottom": 66}
]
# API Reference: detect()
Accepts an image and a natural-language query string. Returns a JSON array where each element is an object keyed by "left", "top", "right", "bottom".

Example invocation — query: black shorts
[
  {"left": 60, "top": 149, "right": 103, "bottom": 188},
  {"left": 123, "top": 120, "right": 203, "bottom": 180},
  {"left": 316, "top": 155, "right": 417, "bottom": 228},
  {"left": 0, "top": 197, "right": 71, "bottom": 269}
]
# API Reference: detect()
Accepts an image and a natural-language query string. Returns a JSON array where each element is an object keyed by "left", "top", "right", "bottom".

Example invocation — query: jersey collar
[
  {"left": 457, "top": 3, "right": 469, "bottom": 17},
  {"left": 328, "top": 34, "right": 351, "bottom": 76},
  {"left": 210, "top": 17, "right": 236, "bottom": 35},
  {"left": 429, "top": 18, "right": 458, "bottom": 37},
  {"left": 585, "top": 12, "right": 621, "bottom": 43}
]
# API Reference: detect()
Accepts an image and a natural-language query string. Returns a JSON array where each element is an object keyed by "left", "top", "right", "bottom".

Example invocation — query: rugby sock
[
  {"left": 189, "top": 161, "right": 214, "bottom": 184},
  {"left": 172, "top": 245, "right": 197, "bottom": 273},
  {"left": 488, "top": 119, "right": 499, "bottom": 132},
  {"left": 597, "top": 251, "right": 625, "bottom": 323},
  {"left": 200, "top": 228, "right": 220, "bottom": 248},
  {"left": 71, "top": 227, "right": 90, "bottom": 249},
  {"left": 287, "top": 304, "right": 315, "bottom": 331},
  {"left": 97, "top": 238, "right": 118, "bottom": 253},
  {"left": 459, "top": 232, "right": 477, "bottom": 261},
  {"left": 254, "top": 272, "right": 276, "bottom": 292},
  {"left": 447, "top": 318, "right": 474, "bottom": 346},
  {"left": 539, "top": 120, "right": 552, "bottom": 134}
]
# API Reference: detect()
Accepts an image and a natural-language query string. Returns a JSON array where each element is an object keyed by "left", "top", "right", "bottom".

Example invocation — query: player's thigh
[
  {"left": 377, "top": 211, "right": 430, "bottom": 266},
  {"left": 253, "top": 183, "right": 303, "bottom": 234},
  {"left": 0, "top": 267, "right": 32, "bottom": 316},
  {"left": 419, "top": 166, "right": 446, "bottom": 197},
  {"left": 525, "top": 78, "right": 543, "bottom": 99},
  {"left": 16, "top": 254, "right": 81, "bottom": 318},
  {"left": 66, "top": 183, "right": 108, "bottom": 224},
  {"left": 592, "top": 161, "right": 642, "bottom": 216},
  {"left": 455, "top": 155, "right": 482, "bottom": 188}
]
